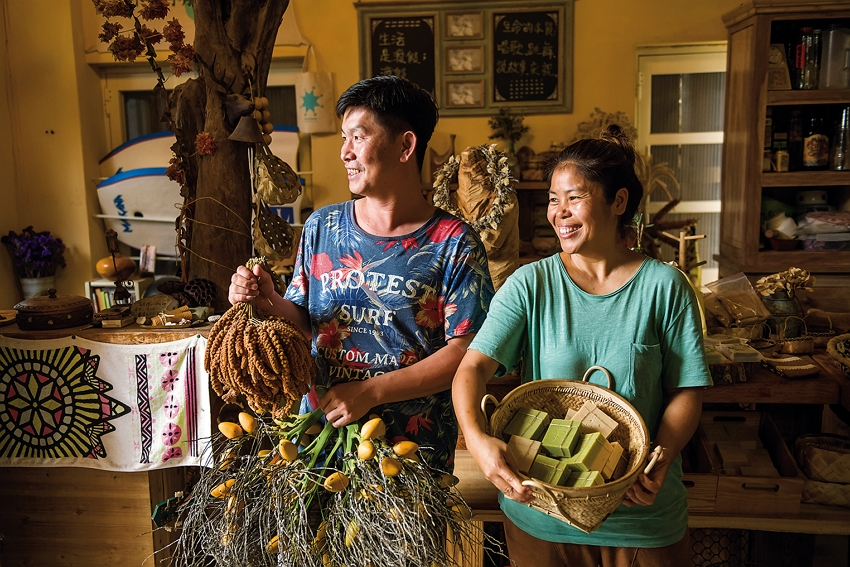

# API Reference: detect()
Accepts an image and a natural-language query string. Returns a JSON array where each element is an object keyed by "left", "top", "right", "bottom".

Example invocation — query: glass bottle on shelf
[
  {"left": 788, "top": 110, "right": 804, "bottom": 171},
  {"left": 802, "top": 113, "right": 830, "bottom": 170},
  {"left": 795, "top": 27, "right": 821, "bottom": 89},
  {"left": 831, "top": 105, "right": 850, "bottom": 171}
]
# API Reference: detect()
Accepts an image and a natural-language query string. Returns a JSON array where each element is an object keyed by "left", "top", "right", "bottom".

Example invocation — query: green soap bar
[
  {"left": 566, "top": 471, "right": 584, "bottom": 487},
  {"left": 528, "top": 454, "right": 560, "bottom": 483},
  {"left": 550, "top": 458, "right": 572, "bottom": 486},
  {"left": 541, "top": 419, "right": 582, "bottom": 457},
  {"left": 569, "top": 432, "right": 608, "bottom": 472},
  {"left": 504, "top": 407, "right": 550, "bottom": 440}
]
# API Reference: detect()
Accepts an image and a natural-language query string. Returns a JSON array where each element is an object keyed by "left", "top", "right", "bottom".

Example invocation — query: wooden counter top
[{"left": 0, "top": 320, "right": 212, "bottom": 344}]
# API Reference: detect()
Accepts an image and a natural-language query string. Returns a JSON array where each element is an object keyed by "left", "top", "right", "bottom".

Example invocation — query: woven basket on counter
[
  {"left": 481, "top": 366, "right": 651, "bottom": 534},
  {"left": 795, "top": 433, "right": 850, "bottom": 508},
  {"left": 826, "top": 333, "right": 850, "bottom": 377}
]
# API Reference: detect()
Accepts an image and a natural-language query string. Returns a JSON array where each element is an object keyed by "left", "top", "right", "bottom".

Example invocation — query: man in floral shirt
[{"left": 229, "top": 76, "right": 494, "bottom": 471}]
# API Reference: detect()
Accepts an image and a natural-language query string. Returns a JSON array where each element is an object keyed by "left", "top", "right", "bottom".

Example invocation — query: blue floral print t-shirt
[{"left": 284, "top": 201, "right": 494, "bottom": 471}]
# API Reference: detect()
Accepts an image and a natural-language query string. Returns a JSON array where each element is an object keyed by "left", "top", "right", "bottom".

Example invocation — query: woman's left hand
[{"left": 623, "top": 446, "right": 671, "bottom": 507}]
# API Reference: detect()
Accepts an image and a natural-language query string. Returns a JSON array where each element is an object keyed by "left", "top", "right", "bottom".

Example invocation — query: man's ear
[{"left": 399, "top": 130, "right": 417, "bottom": 163}]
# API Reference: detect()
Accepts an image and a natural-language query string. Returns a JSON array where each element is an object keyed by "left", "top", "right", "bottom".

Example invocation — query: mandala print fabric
[{"left": 0, "top": 334, "right": 210, "bottom": 471}]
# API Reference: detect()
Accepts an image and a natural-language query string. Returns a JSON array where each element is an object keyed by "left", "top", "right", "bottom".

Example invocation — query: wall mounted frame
[{"left": 356, "top": 0, "right": 573, "bottom": 116}]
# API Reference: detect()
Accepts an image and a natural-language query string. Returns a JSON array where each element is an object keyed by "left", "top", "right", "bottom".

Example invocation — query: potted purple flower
[{"left": 2, "top": 226, "right": 67, "bottom": 298}]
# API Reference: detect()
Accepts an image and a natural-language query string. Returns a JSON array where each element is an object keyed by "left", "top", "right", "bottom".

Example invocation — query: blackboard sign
[
  {"left": 368, "top": 16, "right": 436, "bottom": 96},
  {"left": 357, "top": 1, "right": 572, "bottom": 116},
  {"left": 492, "top": 11, "right": 560, "bottom": 102}
]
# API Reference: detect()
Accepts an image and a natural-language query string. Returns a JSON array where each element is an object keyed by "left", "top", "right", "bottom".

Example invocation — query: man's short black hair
[{"left": 336, "top": 75, "right": 439, "bottom": 170}]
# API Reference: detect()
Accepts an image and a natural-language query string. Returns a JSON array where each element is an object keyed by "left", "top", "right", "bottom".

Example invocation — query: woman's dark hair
[
  {"left": 546, "top": 124, "right": 644, "bottom": 239},
  {"left": 336, "top": 75, "right": 439, "bottom": 170}
]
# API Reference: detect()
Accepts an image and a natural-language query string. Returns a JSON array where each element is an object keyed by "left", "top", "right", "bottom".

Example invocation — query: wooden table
[{"left": 0, "top": 323, "right": 211, "bottom": 567}]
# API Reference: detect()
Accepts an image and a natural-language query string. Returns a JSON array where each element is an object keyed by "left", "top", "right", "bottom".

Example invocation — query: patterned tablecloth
[{"left": 0, "top": 333, "right": 211, "bottom": 471}]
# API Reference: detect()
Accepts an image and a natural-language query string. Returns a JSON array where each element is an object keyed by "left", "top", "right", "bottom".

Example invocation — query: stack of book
[{"left": 94, "top": 305, "right": 135, "bottom": 328}]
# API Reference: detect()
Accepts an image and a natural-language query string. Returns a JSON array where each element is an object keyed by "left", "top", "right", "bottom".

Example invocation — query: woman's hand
[
  {"left": 228, "top": 264, "right": 277, "bottom": 305},
  {"left": 623, "top": 446, "right": 671, "bottom": 507},
  {"left": 466, "top": 432, "right": 532, "bottom": 503}
]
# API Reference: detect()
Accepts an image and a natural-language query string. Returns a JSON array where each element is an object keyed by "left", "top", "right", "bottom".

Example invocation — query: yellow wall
[
  {"left": 295, "top": 0, "right": 741, "bottom": 209},
  {"left": 0, "top": 0, "right": 740, "bottom": 308},
  {"left": 0, "top": 0, "right": 107, "bottom": 308}
]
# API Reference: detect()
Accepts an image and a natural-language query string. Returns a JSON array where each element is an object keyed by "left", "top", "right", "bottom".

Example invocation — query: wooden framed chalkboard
[{"left": 356, "top": 0, "right": 573, "bottom": 116}]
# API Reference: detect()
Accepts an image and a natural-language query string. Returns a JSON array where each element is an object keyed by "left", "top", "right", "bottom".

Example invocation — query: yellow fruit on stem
[
  {"left": 266, "top": 534, "right": 282, "bottom": 554},
  {"left": 392, "top": 440, "right": 419, "bottom": 457},
  {"left": 380, "top": 456, "right": 402, "bottom": 477},
  {"left": 278, "top": 439, "right": 298, "bottom": 462},
  {"left": 344, "top": 519, "right": 359, "bottom": 547},
  {"left": 361, "top": 417, "right": 386, "bottom": 440},
  {"left": 358, "top": 439, "right": 376, "bottom": 460},
  {"left": 211, "top": 478, "right": 236, "bottom": 498},
  {"left": 218, "top": 421, "right": 243, "bottom": 439},
  {"left": 238, "top": 412, "right": 258, "bottom": 434},
  {"left": 324, "top": 471, "right": 350, "bottom": 492}
]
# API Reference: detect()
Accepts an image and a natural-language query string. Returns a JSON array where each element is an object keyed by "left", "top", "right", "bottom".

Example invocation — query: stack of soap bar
[
  {"left": 716, "top": 342, "right": 761, "bottom": 363},
  {"left": 504, "top": 407, "right": 550, "bottom": 440},
  {"left": 508, "top": 435, "right": 542, "bottom": 474},
  {"left": 528, "top": 455, "right": 571, "bottom": 485},
  {"left": 566, "top": 470, "right": 604, "bottom": 488},
  {"left": 571, "top": 401, "right": 618, "bottom": 438},
  {"left": 565, "top": 432, "right": 613, "bottom": 472},
  {"left": 541, "top": 419, "right": 582, "bottom": 457}
]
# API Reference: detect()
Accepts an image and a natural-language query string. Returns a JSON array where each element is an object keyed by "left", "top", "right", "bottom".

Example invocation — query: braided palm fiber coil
[{"left": 485, "top": 367, "right": 650, "bottom": 533}]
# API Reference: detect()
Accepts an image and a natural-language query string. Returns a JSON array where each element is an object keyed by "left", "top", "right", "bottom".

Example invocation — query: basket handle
[
  {"left": 479, "top": 393, "right": 500, "bottom": 434},
  {"left": 644, "top": 446, "right": 663, "bottom": 475},
  {"left": 581, "top": 366, "right": 613, "bottom": 389},
  {"left": 521, "top": 478, "right": 558, "bottom": 502}
]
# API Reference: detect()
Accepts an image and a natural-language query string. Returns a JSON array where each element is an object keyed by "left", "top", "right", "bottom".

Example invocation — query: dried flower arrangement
[
  {"left": 754, "top": 267, "right": 814, "bottom": 298},
  {"left": 432, "top": 144, "right": 516, "bottom": 233},
  {"left": 2, "top": 226, "right": 67, "bottom": 278}
]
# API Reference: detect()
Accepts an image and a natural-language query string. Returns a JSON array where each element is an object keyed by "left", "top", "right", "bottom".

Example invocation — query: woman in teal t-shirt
[{"left": 452, "top": 125, "right": 711, "bottom": 567}]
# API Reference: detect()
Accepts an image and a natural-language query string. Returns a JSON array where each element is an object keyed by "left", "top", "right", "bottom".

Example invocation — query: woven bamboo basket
[
  {"left": 481, "top": 366, "right": 651, "bottom": 533},
  {"left": 802, "top": 480, "right": 850, "bottom": 508},
  {"left": 794, "top": 434, "right": 850, "bottom": 484}
]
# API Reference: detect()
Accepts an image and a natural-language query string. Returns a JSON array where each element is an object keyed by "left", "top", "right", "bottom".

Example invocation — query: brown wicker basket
[{"left": 481, "top": 366, "right": 651, "bottom": 533}]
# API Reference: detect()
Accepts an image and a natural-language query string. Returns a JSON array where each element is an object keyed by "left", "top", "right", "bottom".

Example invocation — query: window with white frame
[{"left": 636, "top": 44, "right": 726, "bottom": 285}]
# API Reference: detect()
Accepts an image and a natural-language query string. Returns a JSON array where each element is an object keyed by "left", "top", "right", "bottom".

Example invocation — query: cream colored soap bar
[{"left": 508, "top": 435, "right": 542, "bottom": 475}]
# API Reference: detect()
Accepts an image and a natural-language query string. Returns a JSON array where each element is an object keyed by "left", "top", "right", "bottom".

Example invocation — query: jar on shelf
[{"left": 802, "top": 113, "right": 829, "bottom": 170}]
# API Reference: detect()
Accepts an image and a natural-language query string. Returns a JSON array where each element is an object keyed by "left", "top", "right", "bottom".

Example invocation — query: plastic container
[
  {"left": 802, "top": 232, "right": 850, "bottom": 251},
  {"left": 820, "top": 25, "right": 850, "bottom": 89}
]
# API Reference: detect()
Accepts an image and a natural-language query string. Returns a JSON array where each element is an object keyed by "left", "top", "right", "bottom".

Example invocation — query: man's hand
[{"left": 319, "top": 380, "right": 377, "bottom": 428}]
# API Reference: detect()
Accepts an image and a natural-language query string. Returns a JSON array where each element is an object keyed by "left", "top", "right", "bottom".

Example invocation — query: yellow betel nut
[
  {"left": 357, "top": 439, "right": 376, "bottom": 460},
  {"left": 211, "top": 478, "right": 236, "bottom": 498},
  {"left": 218, "top": 421, "right": 243, "bottom": 439},
  {"left": 361, "top": 417, "right": 387, "bottom": 440},
  {"left": 238, "top": 412, "right": 258, "bottom": 434},
  {"left": 392, "top": 440, "right": 419, "bottom": 458}
]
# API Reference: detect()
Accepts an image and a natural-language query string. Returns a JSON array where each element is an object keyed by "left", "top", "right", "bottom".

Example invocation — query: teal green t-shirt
[{"left": 469, "top": 255, "right": 712, "bottom": 547}]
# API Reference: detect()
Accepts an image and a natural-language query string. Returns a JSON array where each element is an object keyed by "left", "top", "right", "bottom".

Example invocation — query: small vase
[
  {"left": 761, "top": 292, "right": 802, "bottom": 338},
  {"left": 20, "top": 276, "right": 56, "bottom": 300}
]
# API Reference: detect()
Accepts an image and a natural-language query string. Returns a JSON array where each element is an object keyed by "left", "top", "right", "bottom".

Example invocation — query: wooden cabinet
[{"left": 719, "top": 1, "right": 850, "bottom": 277}]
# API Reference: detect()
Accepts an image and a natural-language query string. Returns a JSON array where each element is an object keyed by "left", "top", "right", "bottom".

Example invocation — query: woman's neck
[{"left": 559, "top": 247, "right": 644, "bottom": 295}]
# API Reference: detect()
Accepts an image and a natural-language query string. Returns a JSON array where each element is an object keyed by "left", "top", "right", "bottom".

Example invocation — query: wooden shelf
[
  {"left": 767, "top": 89, "right": 850, "bottom": 105},
  {"left": 702, "top": 360, "right": 841, "bottom": 406},
  {"left": 690, "top": 504, "right": 850, "bottom": 535},
  {"left": 761, "top": 170, "right": 850, "bottom": 187}
]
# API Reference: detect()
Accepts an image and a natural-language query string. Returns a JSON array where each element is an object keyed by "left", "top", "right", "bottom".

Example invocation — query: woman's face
[{"left": 547, "top": 165, "right": 627, "bottom": 256}]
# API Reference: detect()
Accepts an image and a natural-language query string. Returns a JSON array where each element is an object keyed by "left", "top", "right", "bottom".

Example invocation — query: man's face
[{"left": 340, "top": 107, "right": 403, "bottom": 196}]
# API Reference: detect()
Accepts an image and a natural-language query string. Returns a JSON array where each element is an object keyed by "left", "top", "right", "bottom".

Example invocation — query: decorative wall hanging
[
  {"left": 0, "top": 334, "right": 211, "bottom": 471},
  {"left": 356, "top": 0, "right": 574, "bottom": 116}
]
